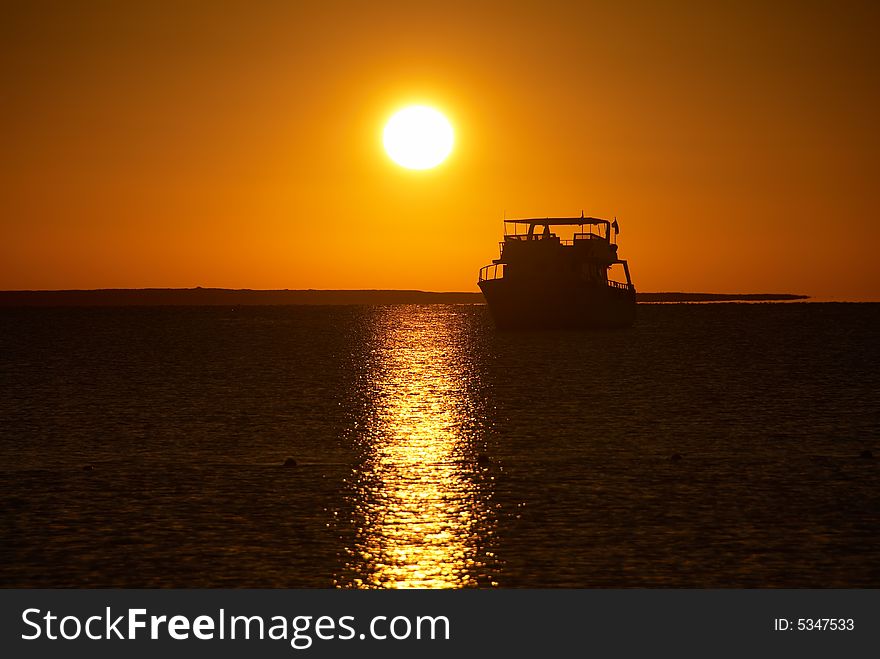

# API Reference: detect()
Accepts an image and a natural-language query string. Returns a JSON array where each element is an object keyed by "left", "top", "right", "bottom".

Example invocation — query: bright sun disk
[{"left": 383, "top": 105, "right": 453, "bottom": 170}]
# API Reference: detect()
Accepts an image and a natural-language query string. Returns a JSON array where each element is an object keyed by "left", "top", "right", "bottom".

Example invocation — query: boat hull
[{"left": 478, "top": 278, "right": 636, "bottom": 329}]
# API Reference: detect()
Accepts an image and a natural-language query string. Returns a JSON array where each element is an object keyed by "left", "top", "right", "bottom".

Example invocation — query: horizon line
[{"left": 0, "top": 288, "right": 847, "bottom": 307}]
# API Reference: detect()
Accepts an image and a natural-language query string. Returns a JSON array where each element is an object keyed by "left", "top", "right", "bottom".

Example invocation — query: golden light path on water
[{"left": 338, "top": 307, "right": 497, "bottom": 588}]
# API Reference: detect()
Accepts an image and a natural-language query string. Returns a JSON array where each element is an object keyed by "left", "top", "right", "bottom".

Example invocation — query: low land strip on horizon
[{"left": 0, "top": 289, "right": 810, "bottom": 306}]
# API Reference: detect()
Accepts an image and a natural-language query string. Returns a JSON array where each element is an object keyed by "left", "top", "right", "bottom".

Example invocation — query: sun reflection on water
[{"left": 337, "top": 307, "right": 497, "bottom": 588}]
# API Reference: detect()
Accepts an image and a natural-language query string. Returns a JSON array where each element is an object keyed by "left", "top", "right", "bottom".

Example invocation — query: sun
[{"left": 383, "top": 105, "right": 454, "bottom": 170}]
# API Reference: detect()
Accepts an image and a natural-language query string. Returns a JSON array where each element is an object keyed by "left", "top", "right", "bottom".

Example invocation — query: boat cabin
[{"left": 479, "top": 217, "right": 633, "bottom": 290}]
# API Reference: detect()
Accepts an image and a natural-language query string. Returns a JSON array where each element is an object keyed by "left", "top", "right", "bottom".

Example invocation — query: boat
[{"left": 478, "top": 216, "right": 636, "bottom": 329}]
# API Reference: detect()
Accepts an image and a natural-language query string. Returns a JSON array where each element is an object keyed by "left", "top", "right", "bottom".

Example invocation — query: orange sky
[{"left": 3, "top": 1, "right": 878, "bottom": 299}]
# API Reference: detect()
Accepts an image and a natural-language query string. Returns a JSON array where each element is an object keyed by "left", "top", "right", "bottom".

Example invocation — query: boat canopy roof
[{"left": 504, "top": 217, "right": 610, "bottom": 226}]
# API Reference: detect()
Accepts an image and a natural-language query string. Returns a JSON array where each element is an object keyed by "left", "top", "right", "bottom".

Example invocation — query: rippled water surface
[{"left": 1, "top": 303, "right": 878, "bottom": 587}]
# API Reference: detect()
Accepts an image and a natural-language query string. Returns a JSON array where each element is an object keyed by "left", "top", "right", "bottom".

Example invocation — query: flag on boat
[{"left": 611, "top": 219, "right": 620, "bottom": 234}]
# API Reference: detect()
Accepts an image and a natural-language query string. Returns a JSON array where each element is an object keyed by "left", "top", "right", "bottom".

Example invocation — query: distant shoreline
[{"left": 0, "top": 288, "right": 812, "bottom": 306}]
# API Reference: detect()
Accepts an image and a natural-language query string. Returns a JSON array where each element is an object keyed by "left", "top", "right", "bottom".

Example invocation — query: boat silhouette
[{"left": 478, "top": 216, "right": 636, "bottom": 329}]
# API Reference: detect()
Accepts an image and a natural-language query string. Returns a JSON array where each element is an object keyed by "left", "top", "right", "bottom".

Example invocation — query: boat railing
[
  {"left": 481, "top": 266, "right": 632, "bottom": 291},
  {"left": 501, "top": 239, "right": 573, "bottom": 250},
  {"left": 502, "top": 232, "right": 604, "bottom": 249},
  {"left": 607, "top": 279, "right": 634, "bottom": 291},
  {"left": 479, "top": 263, "right": 505, "bottom": 282}
]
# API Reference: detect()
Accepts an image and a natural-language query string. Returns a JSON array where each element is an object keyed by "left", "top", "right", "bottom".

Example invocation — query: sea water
[{"left": 1, "top": 303, "right": 877, "bottom": 587}]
